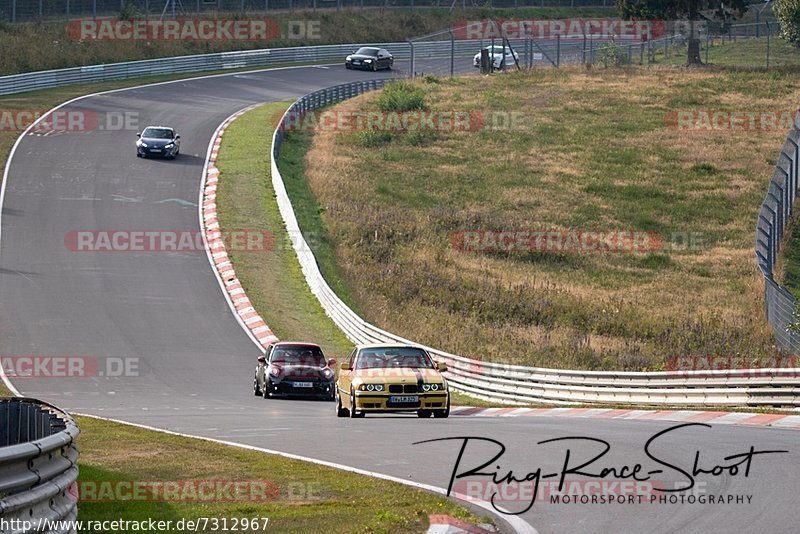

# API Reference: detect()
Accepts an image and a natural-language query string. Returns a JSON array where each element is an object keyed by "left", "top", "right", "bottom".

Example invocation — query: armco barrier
[
  {"left": 270, "top": 81, "right": 800, "bottom": 407},
  {"left": 756, "top": 112, "right": 800, "bottom": 353},
  {"left": 0, "top": 40, "right": 502, "bottom": 97},
  {"left": 0, "top": 398, "right": 79, "bottom": 534}
]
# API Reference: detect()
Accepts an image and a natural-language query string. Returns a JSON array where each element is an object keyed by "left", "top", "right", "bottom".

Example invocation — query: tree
[
  {"left": 616, "top": 0, "right": 749, "bottom": 66},
  {"left": 775, "top": 0, "right": 800, "bottom": 46}
]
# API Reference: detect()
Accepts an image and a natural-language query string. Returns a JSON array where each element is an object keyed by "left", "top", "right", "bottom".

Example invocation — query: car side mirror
[
  {"left": 327, "top": 358, "right": 337, "bottom": 367},
  {"left": 257, "top": 355, "right": 266, "bottom": 363},
  {"left": 340, "top": 362, "right": 351, "bottom": 371},
  {"left": 437, "top": 361, "right": 448, "bottom": 372},
  {"left": 136, "top": 133, "right": 140, "bottom": 137},
  {"left": 175, "top": 135, "right": 180, "bottom": 139}
]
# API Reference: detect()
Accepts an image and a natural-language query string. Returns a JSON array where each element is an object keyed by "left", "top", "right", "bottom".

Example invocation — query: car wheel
[
  {"left": 372, "top": 62, "right": 378, "bottom": 72},
  {"left": 349, "top": 387, "right": 364, "bottom": 418},
  {"left": 417, "top": 410, "right": 432, "bottom": 418},
  {"left": 345, "top": 64, "right": 351, "bottom": 69},
  {"left": 433, "top": 396, "right": 450, "bottom": 418},
  {"left": 336, "top": 389, "right": 349, "bottom": 417},
  {"left": 253, "top": 375, "right": 261, "bottom": 396}
]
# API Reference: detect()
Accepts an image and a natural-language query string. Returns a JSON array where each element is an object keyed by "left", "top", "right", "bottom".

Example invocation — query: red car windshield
[{"left": 271, "top": 347, "right": 325, "bottom": 366}]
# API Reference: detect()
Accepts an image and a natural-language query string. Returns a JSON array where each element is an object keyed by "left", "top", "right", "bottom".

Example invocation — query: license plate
[
  {"left": 389, "top": 395, "right": 419, "bottom": 404},
  {"left": 353, "top": 60, "right": 361, "bottom": 64},
  {"left": 292, "top": 382, "right": 313, "bottom": 388},
  {"left": 150, "top": 149, "right": 162, "bottom": 153}
]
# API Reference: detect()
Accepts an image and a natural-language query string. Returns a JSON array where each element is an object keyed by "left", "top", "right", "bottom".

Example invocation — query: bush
[
  {"left": 376, "top": 81, "right": 427, "bottom": 112},
  {"left": 775, "top": 0, "right": 800, "bottom": 46},
  {"left": 597, "top": 40, "right": 630, "bottom": 67},
  {"left": 119, "top": 2, "right": 144, "bottom": 20}
]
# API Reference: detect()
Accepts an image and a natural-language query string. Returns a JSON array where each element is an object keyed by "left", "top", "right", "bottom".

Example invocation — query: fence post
[
  {"left": 556, "top": 34, "right": 560, "bottom": 67},
  {"left": 38, "top": 0, "right": 43, "bottom": 23},
  {"left": 93, "top": 0, "right": 97, "bottom": 20},
  {"left": 408, "top": 40, "right": 415, "bottom": 79},
  {"left": 67, "top": 0, "right": 70, "bottom": 21},
  {"left": 11, "top": 0, "right": 15, "bottom": 23},
  {"left": 449, "top": 27, "right": 455, "bottom": 77},
  {"left": 766, "top": 22, "right": 771, "bottom": 69}
]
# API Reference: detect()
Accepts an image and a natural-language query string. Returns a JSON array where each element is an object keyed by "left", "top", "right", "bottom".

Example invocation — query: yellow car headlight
[
  {"left": 422, "top": 383, "right": 441, "bottom": 391},
  {"left": 360, "top": 384, "right": 384, "bottom": 392}
]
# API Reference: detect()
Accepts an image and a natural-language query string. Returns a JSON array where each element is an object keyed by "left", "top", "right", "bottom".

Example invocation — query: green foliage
[
  {"left": 598, "top": 40, "right": 630, "bottom": 66},
  {"left": 375, "top": 82, "right": 427, "bottom": 112},
  {"left": 119, "top": 1, "right": 144, "bottom": 20},
  {"left": 615, "top": 0, "right": 748, "bottom": 19},
  {"left": 775, "top": 0, "right": 800, "bottom": 46}
]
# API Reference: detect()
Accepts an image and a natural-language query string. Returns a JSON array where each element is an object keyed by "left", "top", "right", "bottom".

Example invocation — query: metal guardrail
[
  {"left": 756, "top": 112, "right": 800, "bottom": 353},
  {"left": 0, "top": 39, "right": 521, "bottom": 97},
  {"left": 0, "top": 398, "right": 79, "bottom": 534},
  {"left": 271, "top": 80, "right": 800, "bottom": 408}
]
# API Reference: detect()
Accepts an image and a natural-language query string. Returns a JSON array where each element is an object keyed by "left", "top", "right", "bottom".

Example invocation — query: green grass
[
  {"left": 647, "top": 35, "right": 800, "bottom": 69},
  {"left": 778, "top": 217, "right": 800, "bottom": 298},
  {"left": 274, "top": 130, "right": 364, "bottom": 315},
  {"left": 75, "top": 415, "right": 489, "bottom": 533},
  {"left": 0, "top": 6, "right": 616, "bottom": 76},
  {"left": 214, "top": 103, "right": 353, "bottom": 359},
  {"left": 286, "top": 68, "right": 794, "bottom": 370}
]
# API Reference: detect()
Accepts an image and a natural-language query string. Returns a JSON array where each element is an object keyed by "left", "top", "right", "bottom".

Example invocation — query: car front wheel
[
  {"left": 433, "top": 396, "right": 450, "bottom": 418},
  {"left": 349, "top": 388, "right": 364, "bottom": 418},
  {"left": 253, "top": 375, "right": 261, "bottom": 396},
  {"left": 336, "top": 389, "right": 349, "bottom": 417}
]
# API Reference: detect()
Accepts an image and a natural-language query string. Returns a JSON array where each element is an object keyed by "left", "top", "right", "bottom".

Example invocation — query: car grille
[{"left": 388, "top": 384, "right": 418, "bottom": 394}]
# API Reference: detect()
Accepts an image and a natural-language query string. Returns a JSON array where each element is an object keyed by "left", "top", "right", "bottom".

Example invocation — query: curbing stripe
[{"left": 450, "top": 406, "right": 800, "bottom": 430}]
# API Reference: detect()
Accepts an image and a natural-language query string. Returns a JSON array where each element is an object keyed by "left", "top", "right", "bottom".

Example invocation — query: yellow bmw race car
[{"left": 335, "top": 343, "right": 450, "bottom": 418}]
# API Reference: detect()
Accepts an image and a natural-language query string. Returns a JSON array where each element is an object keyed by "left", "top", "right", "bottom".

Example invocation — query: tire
[
  {"left": 349, "top": 388, "right": 365, "bottom": 418},
  {"left": 345, "top": 64, "right": 351, "bottom": 69},
  {"left": 417, "top": 410, "right": 432, "bottom": 418},
  {"left": 372, "top": 62, "right": 378, "bottom": 72},
  {"left": 433, "top": 396, "right": 450, "bottom": 418},
  {"left": 336, "top": 389, "right": 349, "bottom": 417},
  {"left": 253, "top": 375, "right": 261, "bottom": 396}
]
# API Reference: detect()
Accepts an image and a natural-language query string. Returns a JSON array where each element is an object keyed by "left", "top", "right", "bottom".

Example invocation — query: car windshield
[
  {"left": 355, "top": 47, "right": 379, "bottom": 57},
  {"left": 355, "top": 347, "right": 433, "bottom": 370},
  {"left": 270, "top": 346, "right": 325, "bottom": 366},
  {"left": 141, "top": 127, "right": 174, "bottom": 139}
]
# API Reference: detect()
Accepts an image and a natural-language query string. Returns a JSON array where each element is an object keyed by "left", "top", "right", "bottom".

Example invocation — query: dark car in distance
[
  {"left": 345, "top": 47, "right": 393, "bottom": 71},
  {"left": 254, "top": 342, "right": 336, "bottom": 400},
  {"left": 136, "top": 126, "right": 180, "bottom": 159}
]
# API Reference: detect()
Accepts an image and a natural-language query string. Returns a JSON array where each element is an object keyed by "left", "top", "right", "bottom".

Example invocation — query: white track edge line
[{"left": 74, "top": 412, "right": 537, "bottom": 534}]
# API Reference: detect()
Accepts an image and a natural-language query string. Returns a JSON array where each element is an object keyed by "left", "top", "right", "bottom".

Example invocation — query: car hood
[
  {"left": 139, "top": 137, "right": 174, "bottom": 147},
  {"left": 347, "top": 54, "right": 378, "bottom": 60},
  {"left": 275, "top": 365, "right": 331, "bottom": 380},
  {"left": 351, "top": 367, "right": 443, "bottom": 383}
]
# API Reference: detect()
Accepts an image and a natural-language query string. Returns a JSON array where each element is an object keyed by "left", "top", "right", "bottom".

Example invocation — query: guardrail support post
[
  {"left": 449, "top": 27, "right": 455, "bottom": 77},
  {"left": 408, "top": 40, "right": 415, "bottom": 79}
]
